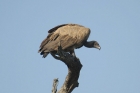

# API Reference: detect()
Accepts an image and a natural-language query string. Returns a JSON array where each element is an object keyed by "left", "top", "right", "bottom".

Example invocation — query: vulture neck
[{"left": 84, "top": 41, "right": 94, "bottom": 48}]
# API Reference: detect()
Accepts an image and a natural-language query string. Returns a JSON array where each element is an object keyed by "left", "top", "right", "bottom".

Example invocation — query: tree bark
[{"left": 51, "top": 45, "right": 82, "bottom": 93}]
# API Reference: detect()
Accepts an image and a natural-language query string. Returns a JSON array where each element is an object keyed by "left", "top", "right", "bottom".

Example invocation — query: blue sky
[{"left": 0, "top": 0, "right": 140, "bottom": 93}]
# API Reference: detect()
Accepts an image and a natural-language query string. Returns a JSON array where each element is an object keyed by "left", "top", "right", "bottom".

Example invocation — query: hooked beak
[
  {"left": 96, "top": 46, "right": 101, "bottom": 50},
  {"left": 98, "top": 46, "right": 101, "bottom": 50}
]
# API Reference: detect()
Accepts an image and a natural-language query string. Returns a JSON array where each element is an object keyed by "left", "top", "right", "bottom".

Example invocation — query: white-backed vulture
[{"left": 38, "top": 24, "right": 101, "bottom": 58}]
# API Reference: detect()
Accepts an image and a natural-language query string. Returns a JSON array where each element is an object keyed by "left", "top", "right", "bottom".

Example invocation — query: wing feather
[
  {"left": 41, "top": 35, "right": 76, "bottom": 52},
  {"left": 38, "top": 24, "right": 90, "bottom": 56}
]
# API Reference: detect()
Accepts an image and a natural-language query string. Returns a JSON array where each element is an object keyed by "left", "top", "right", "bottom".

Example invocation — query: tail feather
[
  {"left": 38, "top": 48, "right": 42, "bottom": 53},
  {"left": 40, "top": 52, "right": 49, "bottom": 58}
]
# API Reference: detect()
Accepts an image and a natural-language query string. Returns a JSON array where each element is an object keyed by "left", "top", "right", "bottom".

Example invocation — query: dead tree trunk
[{"left": 51, "top": 45, "right": 82, "bottom": 93}]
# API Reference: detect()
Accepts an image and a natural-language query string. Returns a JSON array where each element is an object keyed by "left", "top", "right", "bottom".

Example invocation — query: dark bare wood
[{"left": 51, "top": 45, "right": 82, "bottom": 93}]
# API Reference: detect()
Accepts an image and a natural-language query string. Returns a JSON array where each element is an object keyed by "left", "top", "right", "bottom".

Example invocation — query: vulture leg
[
  {"left": 50, "top": 52, "right": 60, "bottom": 60},
  {"left": 70, "top": 50, "right": 76, "bottom": 57}
]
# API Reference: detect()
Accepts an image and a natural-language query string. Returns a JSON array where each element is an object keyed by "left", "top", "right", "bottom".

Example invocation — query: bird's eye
[{"left": 95, "top": 43, "right": 99, "bottom": 46}]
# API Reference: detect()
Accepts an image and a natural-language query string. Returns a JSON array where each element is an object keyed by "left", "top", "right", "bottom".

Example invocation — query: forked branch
[{"left": 51, "top": 45, "right": 82, "bottom": 93}]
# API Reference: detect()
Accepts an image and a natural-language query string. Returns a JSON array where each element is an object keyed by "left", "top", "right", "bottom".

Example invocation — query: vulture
[{"left": 38, "top": 24, "right": 101, "bottom": 58}]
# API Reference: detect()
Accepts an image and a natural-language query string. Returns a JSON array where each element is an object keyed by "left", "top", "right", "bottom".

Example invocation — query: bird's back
[{"left": 53, "top": 24, "right": 90, "bottom": 48}]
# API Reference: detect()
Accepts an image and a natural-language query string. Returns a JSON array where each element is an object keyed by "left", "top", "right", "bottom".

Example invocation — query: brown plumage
[{"left": 38, "top": 24, "right": 101, "bottom": 58}]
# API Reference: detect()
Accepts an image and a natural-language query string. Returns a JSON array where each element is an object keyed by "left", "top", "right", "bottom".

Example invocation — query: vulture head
[
  {"left": 93, "top": 41, "right": 101, "bottom": 50},
  {"left": 84, "top": 41, "right": 101, "bottom": 50}
]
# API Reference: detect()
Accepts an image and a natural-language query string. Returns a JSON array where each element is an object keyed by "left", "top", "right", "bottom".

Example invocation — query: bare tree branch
[{"left": 51, "top": 45, "right": 82, "bottom": 93}]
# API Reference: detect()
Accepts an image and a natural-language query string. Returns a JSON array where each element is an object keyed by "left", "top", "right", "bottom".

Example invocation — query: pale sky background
[{"left": 0, "top": 0, "right": 140, "bottom": 93}]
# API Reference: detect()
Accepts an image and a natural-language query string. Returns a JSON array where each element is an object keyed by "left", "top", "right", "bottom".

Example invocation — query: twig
[{"left": 52, "top": 78, "right": 59, "bottom": 93}]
